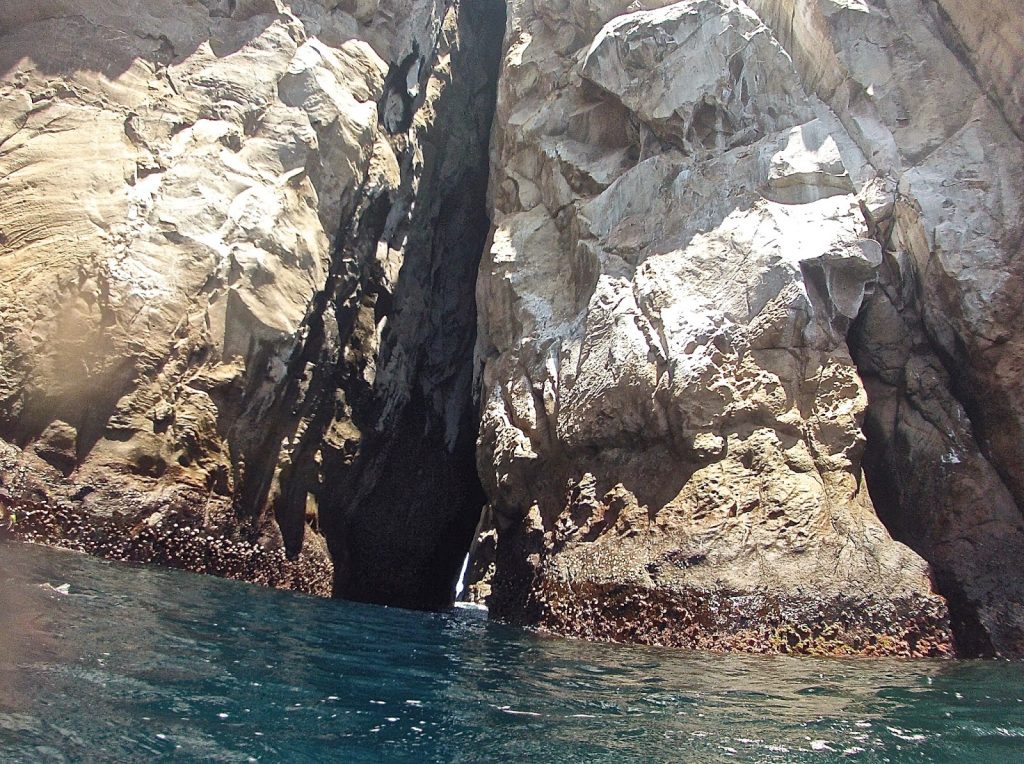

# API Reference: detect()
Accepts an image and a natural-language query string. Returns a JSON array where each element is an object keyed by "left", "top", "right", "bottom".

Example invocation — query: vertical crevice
[
  {"left": 250, "top": 0, "right": 504, "bottom": 610},
  {"left": 324, "top": 0, "right": 506, "bottom": 610},
  {"left": 216, "top": 0, "right": 507, "bottom": 610}
]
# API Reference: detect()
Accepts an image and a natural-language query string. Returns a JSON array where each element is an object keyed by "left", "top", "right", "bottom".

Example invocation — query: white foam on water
[{"left": 496, "top": 705, "right": 542, "bottom": 717}]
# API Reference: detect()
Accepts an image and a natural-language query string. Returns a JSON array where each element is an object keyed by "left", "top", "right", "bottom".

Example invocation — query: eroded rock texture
[
  {"left": 472, "top": 0, "right": 1023, "bottom": 655},
  {"left": 0, "top": 0, "right": 505, "bottom": 606},
  {"left": 752, "top": 0, "right": 1024, "bottom": 656},
  {"left": 1, "top": 0, "right": 1022, "bottom": 657}
]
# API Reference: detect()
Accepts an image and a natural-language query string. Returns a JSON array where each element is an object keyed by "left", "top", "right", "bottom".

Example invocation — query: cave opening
[
  {"left": 854, "top": 382, "right": 997, "bottom": 658},
  {"left": 314, "top": 0, "right": 507, "bottom": 612},
  {"left": 848, "top": 257, "right": 1004, "bottom": 657}
]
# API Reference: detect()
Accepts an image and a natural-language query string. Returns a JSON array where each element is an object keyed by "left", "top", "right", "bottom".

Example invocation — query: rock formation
[
  {"left": 471, "top": 0, "right": 1023, "bottom": 656},
  {"left": 750, "top": 0, "right": 1024, "bottom": 656},
  {"left": 0, "top": 0, "right": 505, "bottom": 607},
  {"left": 1, "top": 0, "right": 1022, "bottom": 657}
]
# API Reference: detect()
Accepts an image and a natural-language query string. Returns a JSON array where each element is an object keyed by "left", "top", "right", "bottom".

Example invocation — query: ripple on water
[{"left": 2, "top": 541, "right": 1023, "bottom": 763}]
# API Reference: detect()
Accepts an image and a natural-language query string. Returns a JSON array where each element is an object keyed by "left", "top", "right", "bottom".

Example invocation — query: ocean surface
[{"left": 1, "top": 542, "right": 1021, "bottom": 763}]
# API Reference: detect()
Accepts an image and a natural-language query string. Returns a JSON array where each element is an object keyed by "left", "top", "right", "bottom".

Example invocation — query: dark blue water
[{"left": 1, "top": 542, "right": 1022, "bottom": 762}]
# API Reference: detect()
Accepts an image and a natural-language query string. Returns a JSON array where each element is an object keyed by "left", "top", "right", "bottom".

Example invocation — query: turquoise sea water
[{"left": 1, "top": 542, "right": 1021, "bottom": 763}]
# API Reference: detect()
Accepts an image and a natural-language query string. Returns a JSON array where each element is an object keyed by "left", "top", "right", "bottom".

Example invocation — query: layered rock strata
[
  {"left": 471, "top": 0, "right": 1023, "bottom": 656},
  {"left": 0, "top": 0, "right": 505, "bottom": 607}
]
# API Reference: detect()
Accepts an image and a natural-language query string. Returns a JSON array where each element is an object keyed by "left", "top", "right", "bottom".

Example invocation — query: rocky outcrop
[
  {"left": 471, "top": 0, "right": 1023, "bottom": 656},
  {"left": 2, "top": 0, "right": 1021, "bottom": 657},
  {"left": 0, "top": 0, "right": 505, "bottom": 607},
  {"left": 0, "top": 438, "right": 333, "bottom": 595},
  {"left": 749, "top": 0, "right": 1024, "bottom": 655}
]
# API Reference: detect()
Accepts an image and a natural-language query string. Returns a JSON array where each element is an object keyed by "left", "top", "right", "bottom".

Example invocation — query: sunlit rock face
[
  {"left": 471, "top": 0, "right": 1024, "bottom": 656},
  {"left": 1, "top": 0, "right": 1021, "bottom": 656},
  {"left": 0, "top": 0, "right": 506, "bottom": 607}
]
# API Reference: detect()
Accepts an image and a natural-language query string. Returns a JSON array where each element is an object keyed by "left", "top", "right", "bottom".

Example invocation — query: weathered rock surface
[
  {"left": 0, "top": 439, "right": 333, "bottom": 595},
  {"left": 472, "top": 0, "right": 1023, "bottom": 655},
  {"left": 750, "top": 0, "right": 1024, "bottom": 655},
  {"left": 0, "top": 0, "right": 505, "bottom": 607},
  {"left": 926, "top": 0, "right": 1024, "bottom": 139},
  {"left": 1, "top": 0, "right": 1022, "bottom": 657}
]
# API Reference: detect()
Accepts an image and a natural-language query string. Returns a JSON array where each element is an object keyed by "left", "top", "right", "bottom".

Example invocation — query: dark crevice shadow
[
  {"left": 216, "top": 0, "right": 507, "bottom": 610},
  {"left": 848, "top": 253, "right": 1024, "bottom": 657},
  {"left": 323, "top": 0, "right": 508, "bottom": 611}
]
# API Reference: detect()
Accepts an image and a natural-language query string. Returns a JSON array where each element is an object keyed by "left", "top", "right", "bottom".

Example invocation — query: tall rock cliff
[
  {"left": 471, "top": 0, "right": 1023, "bottom": 656},
  {"left": 0, "top": 0, "right": 505, "bottom": 606},
  {"left": 1, "top": 0, "right": 1022, "bottom": 657}
]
